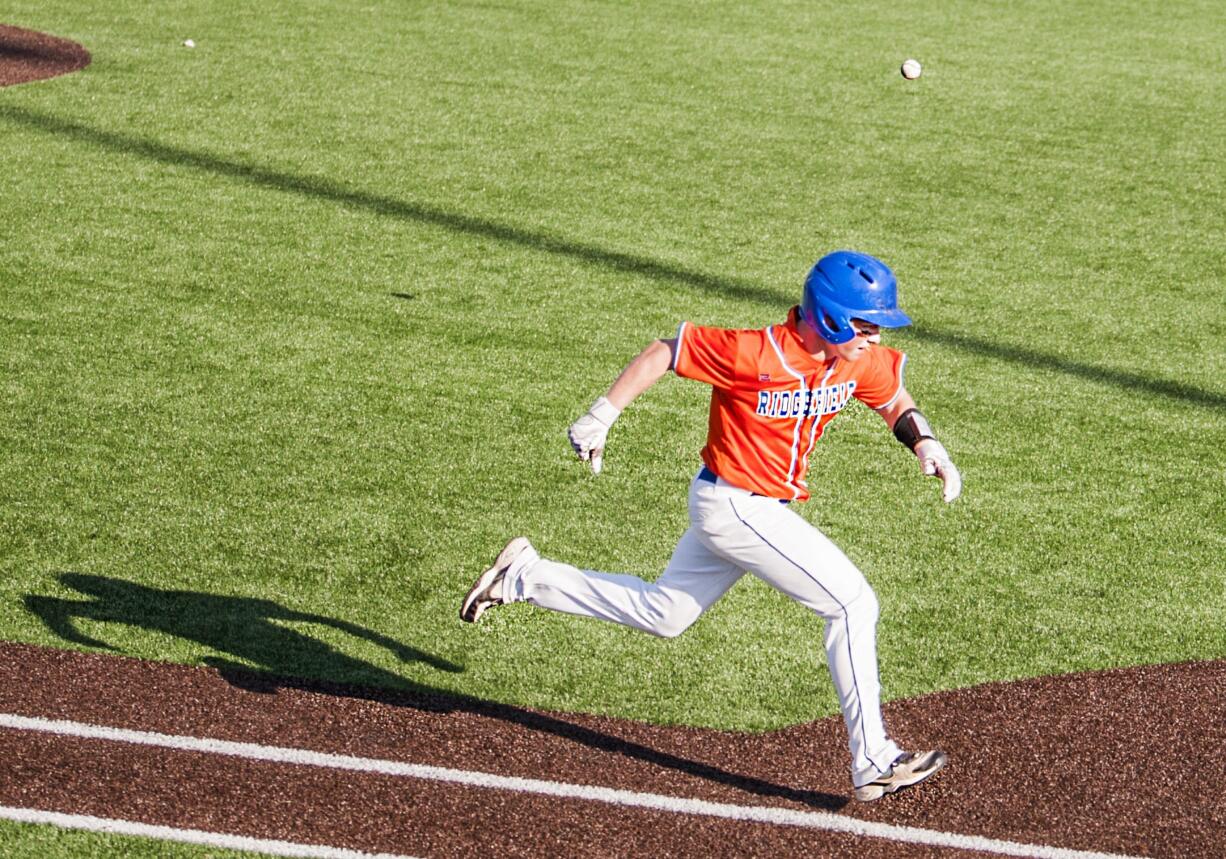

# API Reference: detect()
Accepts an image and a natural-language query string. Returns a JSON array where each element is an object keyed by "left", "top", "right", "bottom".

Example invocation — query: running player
[{"left": 461, "top": 250, "right": 960, "bottom": 801}]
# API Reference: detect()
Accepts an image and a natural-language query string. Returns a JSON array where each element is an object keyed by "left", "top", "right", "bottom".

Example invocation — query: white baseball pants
[{"left": 502, "top": 470, "right": 903, "bottom": 787}]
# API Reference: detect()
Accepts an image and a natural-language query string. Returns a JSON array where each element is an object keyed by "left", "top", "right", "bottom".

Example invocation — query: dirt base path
[
  {"left": 0, "top": 642, "right": 1221, "bottom": 857},
  {"left": 0, "top": 24, "right": 90, "bottom": 87}
]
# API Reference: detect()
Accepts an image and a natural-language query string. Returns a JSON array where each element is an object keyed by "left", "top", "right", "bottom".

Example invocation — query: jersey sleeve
[
  {"left": 672, "top": 322, "right": 742, "bottom": 389},
  {"left": 852, "top": 345, "right": 907, "bottom": 409}
]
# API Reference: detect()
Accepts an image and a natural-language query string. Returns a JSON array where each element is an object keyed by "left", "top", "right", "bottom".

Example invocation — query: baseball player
[{"left": 461, "top": 250, "right": 960, "bottom": 801}]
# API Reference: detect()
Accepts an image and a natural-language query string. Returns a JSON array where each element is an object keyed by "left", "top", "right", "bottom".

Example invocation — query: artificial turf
[{"left": 2, "top": 0, "right": 1222, "bottom": 748}]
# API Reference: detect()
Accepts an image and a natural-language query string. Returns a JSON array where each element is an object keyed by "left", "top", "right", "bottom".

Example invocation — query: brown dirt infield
[
  {"left": 0, "top": 24, "right": 90, "bottom": 87},
  {"left": 0, "top": 642, "right": 1221, "bottom": 857}
]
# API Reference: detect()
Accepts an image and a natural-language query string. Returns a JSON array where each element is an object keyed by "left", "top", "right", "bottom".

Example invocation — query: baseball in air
[
  {"left": 900, "top": 58, "right": 922, "bottom": 80},
  {"left": 183, "top": 39, "right": 196, "bottom": 48}
]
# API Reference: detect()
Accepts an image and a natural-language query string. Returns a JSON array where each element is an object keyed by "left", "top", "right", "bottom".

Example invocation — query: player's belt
[{"left": 697, "top": 466, "right": 788, "bottom": 503}]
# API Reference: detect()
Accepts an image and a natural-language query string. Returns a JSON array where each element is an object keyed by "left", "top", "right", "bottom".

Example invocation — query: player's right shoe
[
  {"left": 853, "top": 750, "right": 947, "bottom": 801},
  {"left": 460, "top": 537, "right": 532, "bottom": 623}
]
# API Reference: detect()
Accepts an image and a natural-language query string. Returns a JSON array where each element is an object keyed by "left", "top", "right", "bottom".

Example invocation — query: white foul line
[
  {"left": 0, "top": 805, "right": 418, "bottom": 859},
  {"left": 0, "top": 712, "right": 1141, "bottom": 859}
]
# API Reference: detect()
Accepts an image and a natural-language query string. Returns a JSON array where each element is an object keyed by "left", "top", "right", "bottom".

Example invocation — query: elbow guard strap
[{"left": 892, "top": 408, "right": 936, "bottom": 451}]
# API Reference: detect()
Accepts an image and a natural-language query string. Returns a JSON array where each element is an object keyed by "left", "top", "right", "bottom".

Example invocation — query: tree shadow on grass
[
  {"left": 0, "top": 104, "right": 773, "bottom": 309},
  {"left": 24, "top": 572, "right": 848, "bottom": 811},
  {"left": 1, "top": 103, "right": 1221, "bottom": 413}
]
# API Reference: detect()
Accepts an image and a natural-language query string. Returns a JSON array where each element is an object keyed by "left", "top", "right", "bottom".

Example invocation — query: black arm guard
[{"left": 892, "top": 408, "right": 936, "bottom": 451}]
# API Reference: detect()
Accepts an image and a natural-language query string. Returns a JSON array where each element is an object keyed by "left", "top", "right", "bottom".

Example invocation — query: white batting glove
[
  {"left": 568, "top": 396, "right": 621, "bottom": 474},
  {"left": 914, "top": 438, "right": 962, "bottom": 503}
]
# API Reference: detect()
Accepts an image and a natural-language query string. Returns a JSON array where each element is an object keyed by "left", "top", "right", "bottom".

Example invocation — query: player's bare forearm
[
  {"left": 604, "top": 338, "right": 677, "bottom": 410},
  {"left": 567, "top": 338, "right": 674, "bottom": 474},
  {"left": 874, "top": 388, "right": 917, "bottom": 428}
]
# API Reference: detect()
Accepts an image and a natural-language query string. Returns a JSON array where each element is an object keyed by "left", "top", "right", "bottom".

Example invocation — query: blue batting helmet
[{"left": 800, "top": 251, "right": 912, "bottom": 345}]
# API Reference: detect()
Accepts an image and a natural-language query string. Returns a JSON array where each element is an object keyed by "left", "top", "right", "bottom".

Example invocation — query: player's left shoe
[
  {"left": 854, "top": 750, "right": 947, "bottom": 802},
  {"left": 460, "top": 537, "right": 532, "bottom": 623}
]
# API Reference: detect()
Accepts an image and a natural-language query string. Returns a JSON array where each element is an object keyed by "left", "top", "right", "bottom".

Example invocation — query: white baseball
[
  {"left": 183, "top": 39, "right": 196, "bottom": 48},
  {"left": 901, "top": 58, "right": 921, "bottom": 80}
]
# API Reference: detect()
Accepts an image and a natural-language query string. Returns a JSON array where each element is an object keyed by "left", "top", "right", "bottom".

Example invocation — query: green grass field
[{"left": 1, "top": 0, "right": 1224, "bottom": 852}]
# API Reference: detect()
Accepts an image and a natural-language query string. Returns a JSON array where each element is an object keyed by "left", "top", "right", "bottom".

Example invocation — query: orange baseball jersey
[{"left": 672, "top": 307, "right": 906, "bottom": 501}]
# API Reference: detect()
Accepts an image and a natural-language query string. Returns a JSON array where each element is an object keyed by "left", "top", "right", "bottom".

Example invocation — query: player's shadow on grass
[
  {"left": 24, "top": 572, "right": 459, "bottom": 690},
  {"left": 25, "top": 572, "right": 848, "bottom": 811}
]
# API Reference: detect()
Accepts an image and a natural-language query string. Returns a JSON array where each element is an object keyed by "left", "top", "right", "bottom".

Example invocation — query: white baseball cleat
[
  {"left": 854, "top": 750, "right": 947, "bottom": 801},
  {"left": 460, "top": 537, "right": 532, "bottom": 623}
]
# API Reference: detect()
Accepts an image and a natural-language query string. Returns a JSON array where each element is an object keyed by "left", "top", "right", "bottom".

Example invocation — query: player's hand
[
  {"left": 567, "top": 396, "right": 621, "bottom": 474},
  {"left": 914, "top": 438, "right": 961, "bottom": 503}
]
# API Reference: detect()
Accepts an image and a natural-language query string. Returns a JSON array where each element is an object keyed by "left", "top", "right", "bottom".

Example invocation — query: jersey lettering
[
  {"left": 673, "top": 308, "right": 905, "bottom": 501},
  {"left": 755, "top": 381, "right": 857, "bottom": 418}
]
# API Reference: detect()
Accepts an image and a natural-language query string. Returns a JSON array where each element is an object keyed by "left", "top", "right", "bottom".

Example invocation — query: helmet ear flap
[
  {"left": 818, "top": 308, "right": 854, "bottom": 344},
  {"left": 800, "top": 274, "right": 855, "bottom": 344}
]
